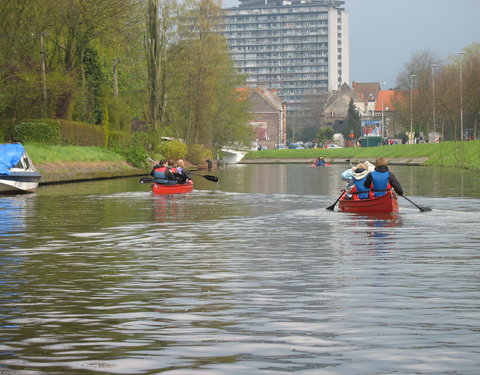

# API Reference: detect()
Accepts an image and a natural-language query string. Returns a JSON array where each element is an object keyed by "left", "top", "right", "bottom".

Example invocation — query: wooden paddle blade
[{"left": 140, "top": 177, "right": 153, "bottom": 184}]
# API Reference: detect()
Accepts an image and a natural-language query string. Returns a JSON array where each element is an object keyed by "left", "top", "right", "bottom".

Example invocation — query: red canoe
[
  {"left": 152, "top": 180, "right": 193, "bottom": 195},
  {"left": 338, "top": 190, "right": 399, "bottom": 214}
]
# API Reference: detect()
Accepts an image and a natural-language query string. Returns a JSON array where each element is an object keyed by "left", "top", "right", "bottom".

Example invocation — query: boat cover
[{"left": 0, "top": 144, "right": 26, "bottom": 175}]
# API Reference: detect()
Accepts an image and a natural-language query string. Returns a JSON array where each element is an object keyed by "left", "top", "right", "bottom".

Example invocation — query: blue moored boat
[{"left": 0, "top": 144, "right": 41, "bottom": 194}]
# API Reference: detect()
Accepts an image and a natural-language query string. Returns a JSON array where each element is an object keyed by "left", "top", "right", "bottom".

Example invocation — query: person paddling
[
  {"left": 344, "top": 162, "right": 371, "bottom": 199},
  {"left": 150, "top": 159, "right": 177, "bottom": 185},
  {"left": 364, "top": 157, "right": 403, "bottom": 197},
  {"left": 315, "top": 156, "right": 326, "bottom": 166},
  {"left": 174, "top": 159, "right": 191, "bottom": 184}
]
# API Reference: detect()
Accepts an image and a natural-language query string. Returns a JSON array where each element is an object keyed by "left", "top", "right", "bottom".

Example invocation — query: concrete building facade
[{"left": 221, "top": 0, "right": 349, "bottom": 113}]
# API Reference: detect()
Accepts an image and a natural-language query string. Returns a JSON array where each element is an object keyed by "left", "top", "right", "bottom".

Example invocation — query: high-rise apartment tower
[{"left": 221, "top": 0, "right": 349, "bottom": 112}]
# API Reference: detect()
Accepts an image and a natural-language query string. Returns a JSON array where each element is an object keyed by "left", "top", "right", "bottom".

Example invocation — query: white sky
[{"left": 222, "top": 0, "right": 480, "bottom": 89}]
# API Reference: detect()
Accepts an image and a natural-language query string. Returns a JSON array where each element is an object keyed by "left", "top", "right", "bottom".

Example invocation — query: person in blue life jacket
[
  {"left": 342, "top": 162, "right": 372, "bottom": 200},
  {"left": 340, "top": 161, "right": 374, "bottom": 188},
  {"left": 150, "top": 159, "right": 177, "bottom": 185},
  {"left": 315, "top": 156, "right": 326, "bottom": 166},
  {"left": 364, "top": 157, "right": 403, "bottom": 197}
]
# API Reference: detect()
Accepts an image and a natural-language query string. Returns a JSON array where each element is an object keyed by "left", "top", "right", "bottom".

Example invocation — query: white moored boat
[{"left": 0, "top": 143, "right": 42, "bottom": 194}]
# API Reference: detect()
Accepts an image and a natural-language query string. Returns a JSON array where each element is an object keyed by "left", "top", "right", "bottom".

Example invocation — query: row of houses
[{"left": 248, "top": 82, "right": 402, "bottom": 149}]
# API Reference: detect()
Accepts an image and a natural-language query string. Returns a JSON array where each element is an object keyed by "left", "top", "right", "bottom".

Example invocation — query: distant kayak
[{"left": 309, "top": 163, "right": 331, "bottom": 167}]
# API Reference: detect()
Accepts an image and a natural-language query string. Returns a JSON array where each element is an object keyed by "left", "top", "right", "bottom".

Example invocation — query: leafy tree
[
  {"left": 346, "top": 98, "right": 361, "bottom": 139},
  {"left": 317, "top": 127, "right": 334, "bottom": 143},
  {"left": 166, "top": 0, "right": 251, "bottom": 153},
  {"left": 145, "top": 0, "right": 176, "bottom": 132}
]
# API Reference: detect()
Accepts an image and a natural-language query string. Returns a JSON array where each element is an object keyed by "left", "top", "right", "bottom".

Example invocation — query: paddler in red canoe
[
  {"left": 314, "top": 156, "right": 328, "bottom": 166},
  {"left": 363, "top": 157, "right": 403, "bottom": 197}
]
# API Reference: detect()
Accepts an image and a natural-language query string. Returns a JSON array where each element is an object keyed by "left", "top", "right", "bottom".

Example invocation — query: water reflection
[
  {"left": 0, "top": 166, "right": 479, "bottom": 374},
  {"left": 345, "top": 213, "right": 401, "bottom": 254},
  {"left": 0, "top": 196, "right": 29, "bottom": 241},
  {"left": 153, "top": 193, "right": 192, "bottom": 222}
]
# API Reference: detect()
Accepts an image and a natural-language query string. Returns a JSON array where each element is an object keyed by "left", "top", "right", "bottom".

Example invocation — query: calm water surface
[{"left": 1, "top": 164, "right": 479, "bottom": 374}]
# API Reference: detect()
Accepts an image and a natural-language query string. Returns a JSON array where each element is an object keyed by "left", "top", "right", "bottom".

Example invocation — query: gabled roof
[
  {"left": 324, "top": 82, "right": 360, "bottom": 109},
  {"left": 352, "top": 81, "right": 381, "bottom": 102},
  {"left": 248, "top": 88, "right": 284, "bottom": 111}
]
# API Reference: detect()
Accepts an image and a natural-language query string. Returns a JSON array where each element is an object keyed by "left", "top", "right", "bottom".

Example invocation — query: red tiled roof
[{"left": 375, "top": 90, "right": 403, "bottom": 111}]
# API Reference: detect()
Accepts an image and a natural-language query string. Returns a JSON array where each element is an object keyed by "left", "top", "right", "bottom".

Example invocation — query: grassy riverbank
[
  {"left": 24, "top": 144, "right": 147, "bottom": 184},
  {"left": 244, "top": 141, "right": 480, "bottom": 171},
  {"left": 25, "top": 144, "right": 126, "bottom": 163}
]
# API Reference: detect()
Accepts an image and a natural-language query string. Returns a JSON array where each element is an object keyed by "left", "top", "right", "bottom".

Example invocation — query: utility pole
[
  {"left": 432, "top": 64, "right": 437, "bottom": 141},
  {"left": 459, "top": 52, "right": 464, "bottom": 141},
  {"left": 410, "top": 74, "right": 416, "bottom": 144}
]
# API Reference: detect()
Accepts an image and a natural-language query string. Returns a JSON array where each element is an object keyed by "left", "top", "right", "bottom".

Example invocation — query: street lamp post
[
  {"left": 459, "top": 52, "right": 464, "bottom": 141},
  {"left": 432, "top": 64, "right": 436, "bottom": 141},
  {"left": 410, "top": 74, "right": 415, "bottom": 144}
]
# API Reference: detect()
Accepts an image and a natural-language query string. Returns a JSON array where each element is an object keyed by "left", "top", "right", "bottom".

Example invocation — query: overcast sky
[{"left": 222, "top": 0, "right": 480, "bottom": 89}]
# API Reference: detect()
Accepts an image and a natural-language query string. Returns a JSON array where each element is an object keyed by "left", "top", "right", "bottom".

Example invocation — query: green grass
[
  {"left": 244, "top": 141, "right": 480, "bottom": 171},
  {"left": 21, "top": 141, "right": 480, "bottom": 171},
  {"left": 25, "top": 143, "right": 126, "bottom": 164}
]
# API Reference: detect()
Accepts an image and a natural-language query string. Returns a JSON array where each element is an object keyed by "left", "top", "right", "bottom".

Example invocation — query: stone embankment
[{"left": 37, "top": 161, "right": 148, "bottom": 185}]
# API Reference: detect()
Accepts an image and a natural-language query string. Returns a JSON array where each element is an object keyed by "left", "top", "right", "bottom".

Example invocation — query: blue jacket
[
  {"left": 351, "top": 168, "right": 370, "bottom": 199},
  {"left": 364, "top": 166, "right": 403, "bottom": 196}
]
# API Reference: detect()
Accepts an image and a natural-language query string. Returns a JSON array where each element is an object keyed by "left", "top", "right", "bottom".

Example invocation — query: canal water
[{"left": 1, "top": 164, "right": 479, "bottom": 374}]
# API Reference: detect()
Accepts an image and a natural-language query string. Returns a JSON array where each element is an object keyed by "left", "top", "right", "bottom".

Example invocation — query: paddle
[
  {"left": 399, "top": 194, "right": 432, "bottom": 212},
  {"left": 188, "top": 172, "right": 218, "bottom": 182},
  {"left": 326, "top": 191, "right": 345, "bottom": 211},
  {"left": 140, "top": 177, "right": 153, "bottom": 183}
]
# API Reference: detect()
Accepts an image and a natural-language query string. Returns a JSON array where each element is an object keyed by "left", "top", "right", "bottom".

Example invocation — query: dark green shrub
[
  {"left": 186, "top": 144, "right": 212, "bottom": 164},
  {"left": 59, "top": 120, "right": 104, "bottom": 146},
  {"left": 15, "top": 121, "right": 60, "bottom": 144},
  {"left": 108, "top": 131, "right": 131, "bottom": 150},
  {"left": 123, "top": 145, "right": 147, "bottom": 168}
]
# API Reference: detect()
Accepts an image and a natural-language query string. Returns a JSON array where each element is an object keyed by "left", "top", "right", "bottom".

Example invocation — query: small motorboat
[
  {"left": 0, "top": 143, "right": 41, "bottom": 194},
  {"left": 152, "top": 180, "right": 193, "bottom": 195},
  {"left": 338, "top": 190, "right": 399, "bottom": 214}
]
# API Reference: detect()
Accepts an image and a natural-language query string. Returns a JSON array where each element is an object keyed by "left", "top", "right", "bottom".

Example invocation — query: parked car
[
  {"left": 274, "top": 143, "right": 286, "bottom": 149},
  {"left": 288, "top": 143, "right": 304, "bottom": 149},
  {"left": 324, "top": 144, "right": 343, "bottom": 149}
]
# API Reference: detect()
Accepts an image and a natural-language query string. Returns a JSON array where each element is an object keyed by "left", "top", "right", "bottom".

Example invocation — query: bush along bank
[{"left": 243, "top": 141, "right": 480, "bottom": 171}]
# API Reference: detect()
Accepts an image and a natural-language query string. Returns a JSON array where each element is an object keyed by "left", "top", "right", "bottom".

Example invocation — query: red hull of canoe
[
  {"left": 152, "top": 180, "right": 193, "bottom": 195},
  {"left": 338, "top": 191, "right": 399, "bottom": 214}
]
